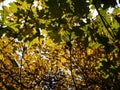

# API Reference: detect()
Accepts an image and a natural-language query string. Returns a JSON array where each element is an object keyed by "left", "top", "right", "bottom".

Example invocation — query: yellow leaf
[
  {"left": 72, "top": 70, "right": 77, "bottom": 77},
  {"left": 87, "top": 47, "right": 93, "bottom": 55},
  {"left": 57, "top": 62, "right": 63, "bottom": 68},
  {"left": 41, "top": 29, "right": 47, "bottom": 34},
  {"left": 61, "top": 57, "right": 66, "bottom": 63},
  {"left": 45, "top": 39, "right": 52, "bottom": 45},
  {"left": 0, "top": 54, "right": 3, "bottom": 59},
  {"left": 27, "top": 37, "right": 40, "bottom": 47},
  {"left": 52, "top": 60, "right": 56, "bottom": 65}
]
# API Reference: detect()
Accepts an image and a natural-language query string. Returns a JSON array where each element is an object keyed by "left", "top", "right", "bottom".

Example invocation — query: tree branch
[
  {"left": 93, "top": 0, "right": 115, "bottom": 40},
  {"left": 68, "top": 31, "right": 77, "bottom": 89}
]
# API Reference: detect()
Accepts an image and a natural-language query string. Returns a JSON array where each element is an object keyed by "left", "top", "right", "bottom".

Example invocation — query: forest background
[{"left": 0, "top": 0, "right": 120, "bottom": 90}]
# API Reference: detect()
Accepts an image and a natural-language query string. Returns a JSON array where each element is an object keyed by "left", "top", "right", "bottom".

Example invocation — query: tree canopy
[{"left": 0, "top": 0, "right": 120, "bottom": 89}]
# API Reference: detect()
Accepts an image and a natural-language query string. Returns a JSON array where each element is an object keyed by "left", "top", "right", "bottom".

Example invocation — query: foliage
[{"left": 0, "top": 0, "right": 120, "bottom": 89}]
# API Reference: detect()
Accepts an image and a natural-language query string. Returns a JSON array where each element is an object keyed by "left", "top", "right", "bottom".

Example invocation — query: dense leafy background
[{"left": 0, "top": 0, "right": 120, "bottom": 89}]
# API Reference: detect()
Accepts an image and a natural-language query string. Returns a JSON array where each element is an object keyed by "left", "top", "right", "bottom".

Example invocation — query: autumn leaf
[{"left": 0, "top": 0, "right": 120, "bottom": 89}]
